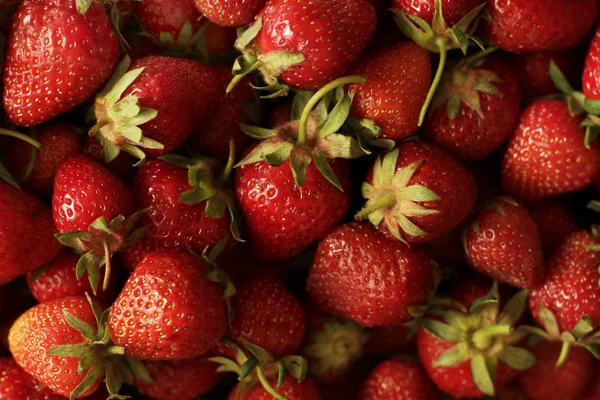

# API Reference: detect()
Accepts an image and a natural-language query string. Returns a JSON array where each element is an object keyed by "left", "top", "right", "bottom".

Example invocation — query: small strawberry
[
  {"left": 422, "top": 54, "right": 521, "bottom": 161},
  {"left": 0, "top": 180, "right": 63, "bottom": 285},
  {"left": 502, "top": 100, "right": 600, "bottom": 202},
  {"left": 355, "top": 141, "right": 477, "bottom": 243},
  {"left": 307, "top": 222, "right": 439, "bottom": 327},
  {"left": 528, "top": 199, "right": 579, "bottom": 253},
  {"left": 0, "top": 357, "right": 64, "bottom": 400},
  {"left": 363, "top": 325, "right": 417, "bottom": 357},
  {"left": 108, "top": 250, "right": 229, "bottom": 360},
  {"left": 2, "top": 0, "right": 119, "bottom": 126},
  {"left": 194, "top": 0, "right": 267, "bottom": 27},
  {"left": 357, "top": 359, "right": 442, "bottom": 400},
  {"left": 483, "top": 0, "right": 598, "bottom": 52},
  {"left": 463, "top": 196, "right": 544, "bottom": 289},
  {"left": 6, "top": 124, "right": 81, "bottom": 198},
  {"left": 228, "top": 375, "right": 322, "bottom": 400}
]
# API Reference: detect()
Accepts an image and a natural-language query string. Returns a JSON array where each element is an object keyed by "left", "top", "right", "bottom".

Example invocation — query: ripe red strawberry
[
  {"left": 0, "top": 181, "right": 63, "bottom": 285},
  {"left": 464, "top": 196, "right": 544, "bottom": 289},
  {"left": 528, "top": 199, "right": 579, "bottom": 253},
  {"left": 231, "top": 277, "right": 306, "bottom": 357},
  {"left": 357, "top": 359, "right": 442, "bottom": 400},
  {"left": 229, "top": 0, "right": 376, "bottom": 94},
  {"left": 82, "top": 136, "right": 136, "bottom": 181},
  {"left": 135, "top": 354, "right": 221, "bottom": 400},
  {"left": 307, "top": 222, "right": 439, "bottom": 327},
  {"left": 346, "top": 41, "right": 432, "bottom": 141},
  {"left": 518, "top": 340, "right": 595, "bottom": 400},
  {"left": 581, "top": 368, "right": 600, "bottom": 400},
  {"left": 502, "top": 100, "right": 600, "bottom": 202},
  {"left": 108, "top": 250, "right": 229, "bottom": 360},
  {"left": 583, "top": 25, "right": 600, "bottom": 101},
  {"left": 529, "top": 230, "right": 600, "bottom": 332},
  {"left": 3, "top": 0, "right": 119, "bottom": 126},
  {"left": 6, "top": 124, "right": 81, "bottom": 198},
  {"left": 356, "top": 141, "right": 476, "bottom": 243},
  {"left": 422, "top": 55, "right": 521, "bottom": 161},
  {"left": 194, "top": 0, "right": 267, "bottom": 27},
  {"left": 363, "top": 325, "right": 417, "bottom": 357},
  {"left": 484, "top": 0, "right": 598, "bottom": 52},
  {"left": 228, "top": 375, "right": 322, "bottom": 400},
  {"left": 0, "top": 357, "right": 64, "bottom": 400},
  {"left": 392, "top": 0, "right": 482, "bottom": 26},
  {"left": 136, "top": 0, "right": 201, "bottom": 40}
]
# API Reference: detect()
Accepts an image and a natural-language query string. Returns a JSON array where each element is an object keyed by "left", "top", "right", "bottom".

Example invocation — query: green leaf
[
  {"left": 235, "top": 18, "right": 262, "bottom": 51},
  {"left": 471, "top": 354, "right": 495, "bottom": 396},
  {"left": 319, "top": 93, "right": 353, "bottom": 137},
  {"left": 239, "top": 359, "right": 259, "bottom": 380},
  {"left": 398, "top": 185, "right": 440, "bottom": 202},
  {"left": 584, "top": 98, "right": 600, "bottom": 116},
  {"left": 77, "top": 352, "right": 97, "bottom": 374},
  {"left": 434, "top": 342, "right": 473, "bottom": 367},
  {"left": 240, "top": 339, "right": 272, "bottom": 366},
  {"left": 69, "top": 365, "right": 105, "bottom": 400},
  {"left": 537, "top": 305, "right": 561, "bottom": 338},
  {"left": 498, "top": 346, "right": 536, "bottom": 370},
  {"left": 179, "top": 185, "right": 215, "bottom": 205},
  {"left": 289, "top": 151, "right": 311, "bottom": 188},
  {"left": 47, "top": 343, "right": 90, "bottom": 358},
  {"left": 321, "top": 134, "right": 366, "bottom": 159},
  {"left": 240, "top": 124, "right": 277, "bottom": 140},
  {"left": 420, "top": 318, "right": 466, "bottom": 343},
  {"left": 497, "top": 290, "right": 528, "bottom": 326},
  {"left": 75, "top": 0, "right": 93, "bottom": 15},
  {"left": 262, "top": 142, "right": 293, "bottom": 166},
  {"left": 549, "top": 61, "right": 574, "bottom": 95},
  {"left": 235, "top": 140, "right": 291, "bottom": 167},
  {"left": 205, "top": 197, "right": 227, "bottom": 219},
  {"left": 209, "top": 357, "right": 242, "bottom": 375},
  {"left": 292, "top": 91, "right": 314, "bottom": 121},
  {"left": 105, "top": 363, "right": 124, "bottom": 396},
  {"left": 572, "top": 316, "right": 595, "bottom": 340},
  {"left": 104, "top": 67, "right": 145, "bottom": 107},
  {"left": 64, "top": 311, "right": 96, "bottom": 341},
  {"left": 87, "top": 259, "right": 101, "bottom": 296},
  {"left": 29, "top": 264, "right": 49, "bottom": 282},
  {"left": 313, "top": 153, "right": 343, "bottom": 191},
  {"left": 125, "top": 356, "right": 154, "bottom": 385},
  {"left": 447, "top": 94, "right": 461, "bottom": 120},
  {"left": 449, "top": 28, "right": 469, "bottom": 54},
  {"left": 276, "top": 361, "right": 286, "bottom": 387},
  {"left": 258, "top": 51, "right": 305, "bottom": 76},
  {"left": 283, "top": 355, "right": 308, "bottom": 381}
]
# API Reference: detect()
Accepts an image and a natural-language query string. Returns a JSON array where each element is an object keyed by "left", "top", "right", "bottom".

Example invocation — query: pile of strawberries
[{"left": 2, "top": 0, "right": 600, "bottom": 398}]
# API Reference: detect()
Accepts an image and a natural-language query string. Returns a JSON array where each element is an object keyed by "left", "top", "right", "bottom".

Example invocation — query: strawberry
[
  {"left": 502, "top": 100, "right": 600, "bottom": 202},
  {"left": 483, "top": 0, "right": 598, "bottom": 52},
  {"left": 3, "top": 0, "right": 119, "bottom": 126},
  {"left": 422, "top": 54, "right": 521, "bottom": 161},
  {"left": 6, "top": 124, "right": 81, "bottom": 198},
  {"left": 581, "top": 368, "right": 600, "bottom": 400},
  {"left": 108, "top": 250, "right": 229, "bottom": 360},
  {"left": 392, "top": 0, "right": 482, "bottom": 26},
  {"left": 528, "top": 199, "right": 580, "bottom": 253},
  {"left": 89, "top": 55, "right": 221, "bottom": 161},
  {"left": 346, "top": 41, "right": 432, "bottom": 141},
  {"left": 417, "top": 279, "right": 533, "bottom": 398},
  {"left": 228, "top": 0, "right": 376, "bottom": 95},
  {"left": 194, "top": 0, "right": 267, "bottom": 27},
  {"left": 121, "top": 157, "right": 237, "bottom": 270},
  {"left": 584, "top": 25, "right": 600, "bottom": 101},
  {"left": 518, "top": 340, "right": 595, "bottom": 400},
  {"left": 135, "top": 354, "right": 221, "bottom": 400},
  {"left": 0, "top": 181, "right": 63, "bottom": 285},
  {"left": 82, "top": 136, "right": 136, "bottom": 181},
  {"left": 228, "top": 375, "right": 322, "bottom": 400},
  {"left": 463, "top": 196, "right": 544, "bottom": 289},
  {"left": 307, "top": 222, "right": 439, "bottom": 327},
  {"left": 355, "top": 141, "right": 477, "bottom": 243},
  {"left": 357, "top": 359, "right": 442, "bottom": 400},
  {"left": 363, "top": 325, "right": 417, "bottom": 357},
  {"left": 0, "top": 357, "right": 64, "bottom": 400},
  {"left": 136, "top": 0, "right": 202, "bottom": 41}
]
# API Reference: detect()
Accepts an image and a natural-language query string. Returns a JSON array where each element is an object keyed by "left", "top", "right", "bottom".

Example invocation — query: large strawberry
[
  {"left": 0, "top": 181, "right": 63, "bottom": 285},
  {"left": 194, "top": 0, "right": 267, "bottom": 27},
  {"left": 355, "top": 141, "right": 476, "bottom": 243},
  {"left": 228, "top": 0, "right": 376, "bottom": 96},
  {"left": 528, "top": 199, "right": 579, "bottom": 253},
  {"left": 463, "top": 196, "right": 544, "bottom": 289},
  {"left": 3, "top": 0, "right": 119, "bottom": 126},
  {"left": 108, "top": 250, "right": 229, "bottom": 360},
  {"left": 357, "top": 359, "right": 442, "bottom": 400},
  {"left": 0, "top": 357, "right": 64, "bottom": 400},
  {"left": 422, "top": 54, "right": 521, "bottom": 161},
  {"left": 307, "top": 222, "right": 439, "bottom": 327},
  {"left": 502, "top": 99, "right": 600, "bottom": 202},
  {"left": 483, "top": 0, "right": 598, "bottom": 52}
]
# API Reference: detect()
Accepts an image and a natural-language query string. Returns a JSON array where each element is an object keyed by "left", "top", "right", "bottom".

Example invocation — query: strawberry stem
[
  {"left": 472, "top": 325, "right": 511, "bottom": 350},
  {"left": 227, "top": 61, "right": 261, "bottom": 94},
  {"left": 219, "top": 139, "right": 236, "bottom": 184},
  {"left": 102, "top": 239, "right": 112, "bottom": 292},
  {"left": 418, "top": 38, "right": 448, "bottom": 127},
  {"left": 21, "top": 128, "right": 38, "bottom": 183},
  {"left": 256, "top": 366, "right": 289, "bottom": 400},
  {"left": 355, "top": 193, "right": 396, "bottom": 220},
  {"left": 297, "top": 75, "right": 368, "bottom": 146},
  {"left": 0, "top": 128, "right": 41, "bottom": 149}
]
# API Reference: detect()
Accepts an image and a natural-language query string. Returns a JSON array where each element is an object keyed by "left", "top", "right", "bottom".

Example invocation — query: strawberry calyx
[
  {"left": 47, "top": 293, "right": 153, "bottom": 400},
  {"left": 0, "top": 127, "right": 41, "bottom": 189},
  {"left": 354, "top": 147, "right": 442, "bottom": 243},
  {"left": 55, "top": 210, "right": 148, "bottom": 293},
  {"left": 421, "top": 283, "right": 534, "bottom": 397},
  {"left": 89, "top": 56, "right": 163, "bottom": 165},
  {"left": 392, "top": 0, "right": 486, "bottom": 126},
  {"left": 209, "top": 338, "right": 308, "bottom": 400}
]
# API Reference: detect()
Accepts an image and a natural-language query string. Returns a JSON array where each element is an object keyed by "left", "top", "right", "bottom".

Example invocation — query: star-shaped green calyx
[
  {"left": 209, "top": 338, "right": 308, "bottom": 400},
  {"left": 355, "top": 148, "right": 441, "bottom": 243},
  {"left": 392, "top": 0, "right": 487, "bottom": 126},
  {"left": 55, "top": 210, "right": 148, "bottom": 294},
  {"left": 422, "top": 283, "right": 534, "bottom": 397},
  {"left": 235, "top": 76, "right": 393, "bottom": 191},
  {"left": 48, "top": 294, "right": 153, "bottom": 400},
  {"left": 89, "top": 56, "right": 163, "bottom": 166}
]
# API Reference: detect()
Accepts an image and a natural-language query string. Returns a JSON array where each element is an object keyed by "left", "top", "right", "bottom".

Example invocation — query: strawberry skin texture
[
  {"left": 484, "top": 0, "right": 598, "bottom": 52},
  {"left": 121, "top": 159, "right": 230, "bottom": 270},
  {"left": 0, "top": 357, "right": 65, "bottom": 400},
  {"left": 229, "top": 376, "right": 322, "bottom": 400},
  {"left": 8, "top": 297, "right": 102, "bottom": 398},
  {"left": 235, "top": 148, "right": 351, "bottom": 262},
  {"left": 52, "top": 154, "right": 133, "bottom": 233},
  {"left": 528, "top": 199, "right": 579, "bottom": 253},
  {"left": 194, "top": 0, "right": 267, "bottom": 27},
  {"left": 3, "top": 0, "right": 119, "bottom": 126},
  {"left": 347, "top": 42, "right": 431, "bottom": 141},
  {"left": 357, "top": 359, "right": 442, "bottom": 400},
  {"left": 465, "top": 197, "right": 544, "bottom": 289},
  {"left": 7, "top": 124, "right": 81, "bottom": 198},
  {"left": 423, "top": 56, "right": 521, "bottom": 162},
  {"left": 518, "top": 341, "right": 595, "bottom": 400},
  {"left": 307, "top": 222, "right": 437, "bottom": 327},
  {"left": 583, "top": 25, "right": 600, "bottom": 101},
  {"left": 108, "top": 250, "right": 228, "bottom": 360},
  {"left": 137, "top": 0, "right": 201, "bottom": 38},
  {"left": 135, "top": 354, "right": 221, "bottom": 400},
  {"left": 0, "top": 181, "right": 63, "bottom": 285},
  {"left": 254, "top": 0, "right": 377, "bottom": 91},
  {"left": 231, "top": 277, "right": 306, "bottom": 357},
  {"left": 502, "top": 100, "right": 600, "bottom": 203},
  {"left": 529, "top": 230, "right": 600, "bottom": 332},
  {"left": 392, "top": 0, "right": 482, "bottom": 25}
]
